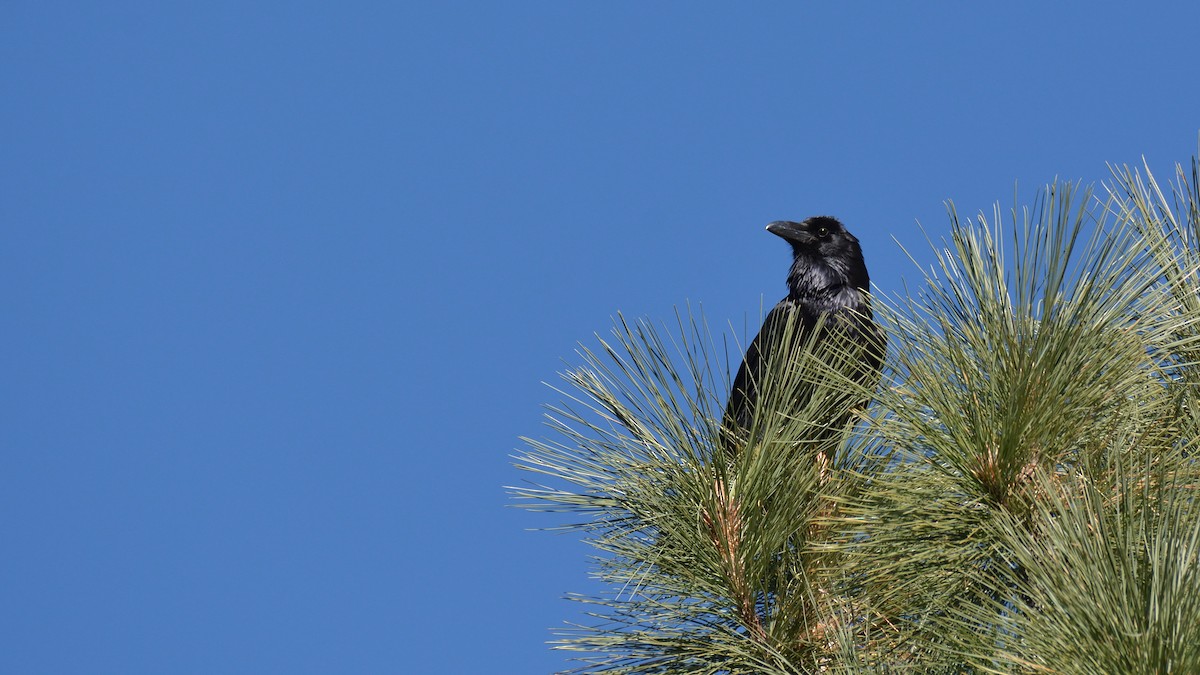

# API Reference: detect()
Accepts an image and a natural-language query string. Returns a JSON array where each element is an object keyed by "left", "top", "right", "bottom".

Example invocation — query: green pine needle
[{"left": 511, "top": 153, "right": 1200, "bottom": 674}]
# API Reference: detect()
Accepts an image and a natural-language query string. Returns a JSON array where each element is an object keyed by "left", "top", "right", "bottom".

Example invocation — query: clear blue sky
[{"left": 3, "top": 3, "right": 1198, "bottom": 672}]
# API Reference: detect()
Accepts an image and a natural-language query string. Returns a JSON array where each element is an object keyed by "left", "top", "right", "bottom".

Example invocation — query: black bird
[{"left": 721, "top": 216, "right": 883, "bottom": 452}]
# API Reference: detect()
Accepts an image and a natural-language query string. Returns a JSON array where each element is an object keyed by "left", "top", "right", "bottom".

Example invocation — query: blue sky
[{"left": 3, "top": 3, "right": 1198, "bottom": 672}]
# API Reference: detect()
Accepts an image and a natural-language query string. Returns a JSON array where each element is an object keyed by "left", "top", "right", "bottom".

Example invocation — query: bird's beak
[{"left": 766, "top": 220, "right": 807, "bottom": 244}]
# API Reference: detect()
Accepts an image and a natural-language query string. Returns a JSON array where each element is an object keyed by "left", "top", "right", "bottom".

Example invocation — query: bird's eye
[{"left": 816, "top": 225, "right": 830, "bottom": 237}]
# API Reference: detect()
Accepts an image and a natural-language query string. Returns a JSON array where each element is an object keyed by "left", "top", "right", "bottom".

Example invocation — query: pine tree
[{"left": 511, "top": 154, "right": 1200, "bottom": 674}]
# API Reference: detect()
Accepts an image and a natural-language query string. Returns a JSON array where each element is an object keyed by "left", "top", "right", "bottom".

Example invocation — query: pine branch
[{"left": 513, "top": 152, "right": 1200, "bottom": 674}]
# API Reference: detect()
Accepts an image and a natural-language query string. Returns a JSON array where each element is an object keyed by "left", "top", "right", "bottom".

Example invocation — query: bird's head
[{"left": 767, "top": 216, "right": 869, "bottom": 292}]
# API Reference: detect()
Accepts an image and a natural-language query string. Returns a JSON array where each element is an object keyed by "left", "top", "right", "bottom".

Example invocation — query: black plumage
[{"left": 721, "top": 216, "right": 884, "bottom": 451}]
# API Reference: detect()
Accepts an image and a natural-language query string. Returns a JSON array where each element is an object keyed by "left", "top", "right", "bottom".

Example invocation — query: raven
[{"left": 721, "top": 216, "right": 883, "bottom": 453}]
